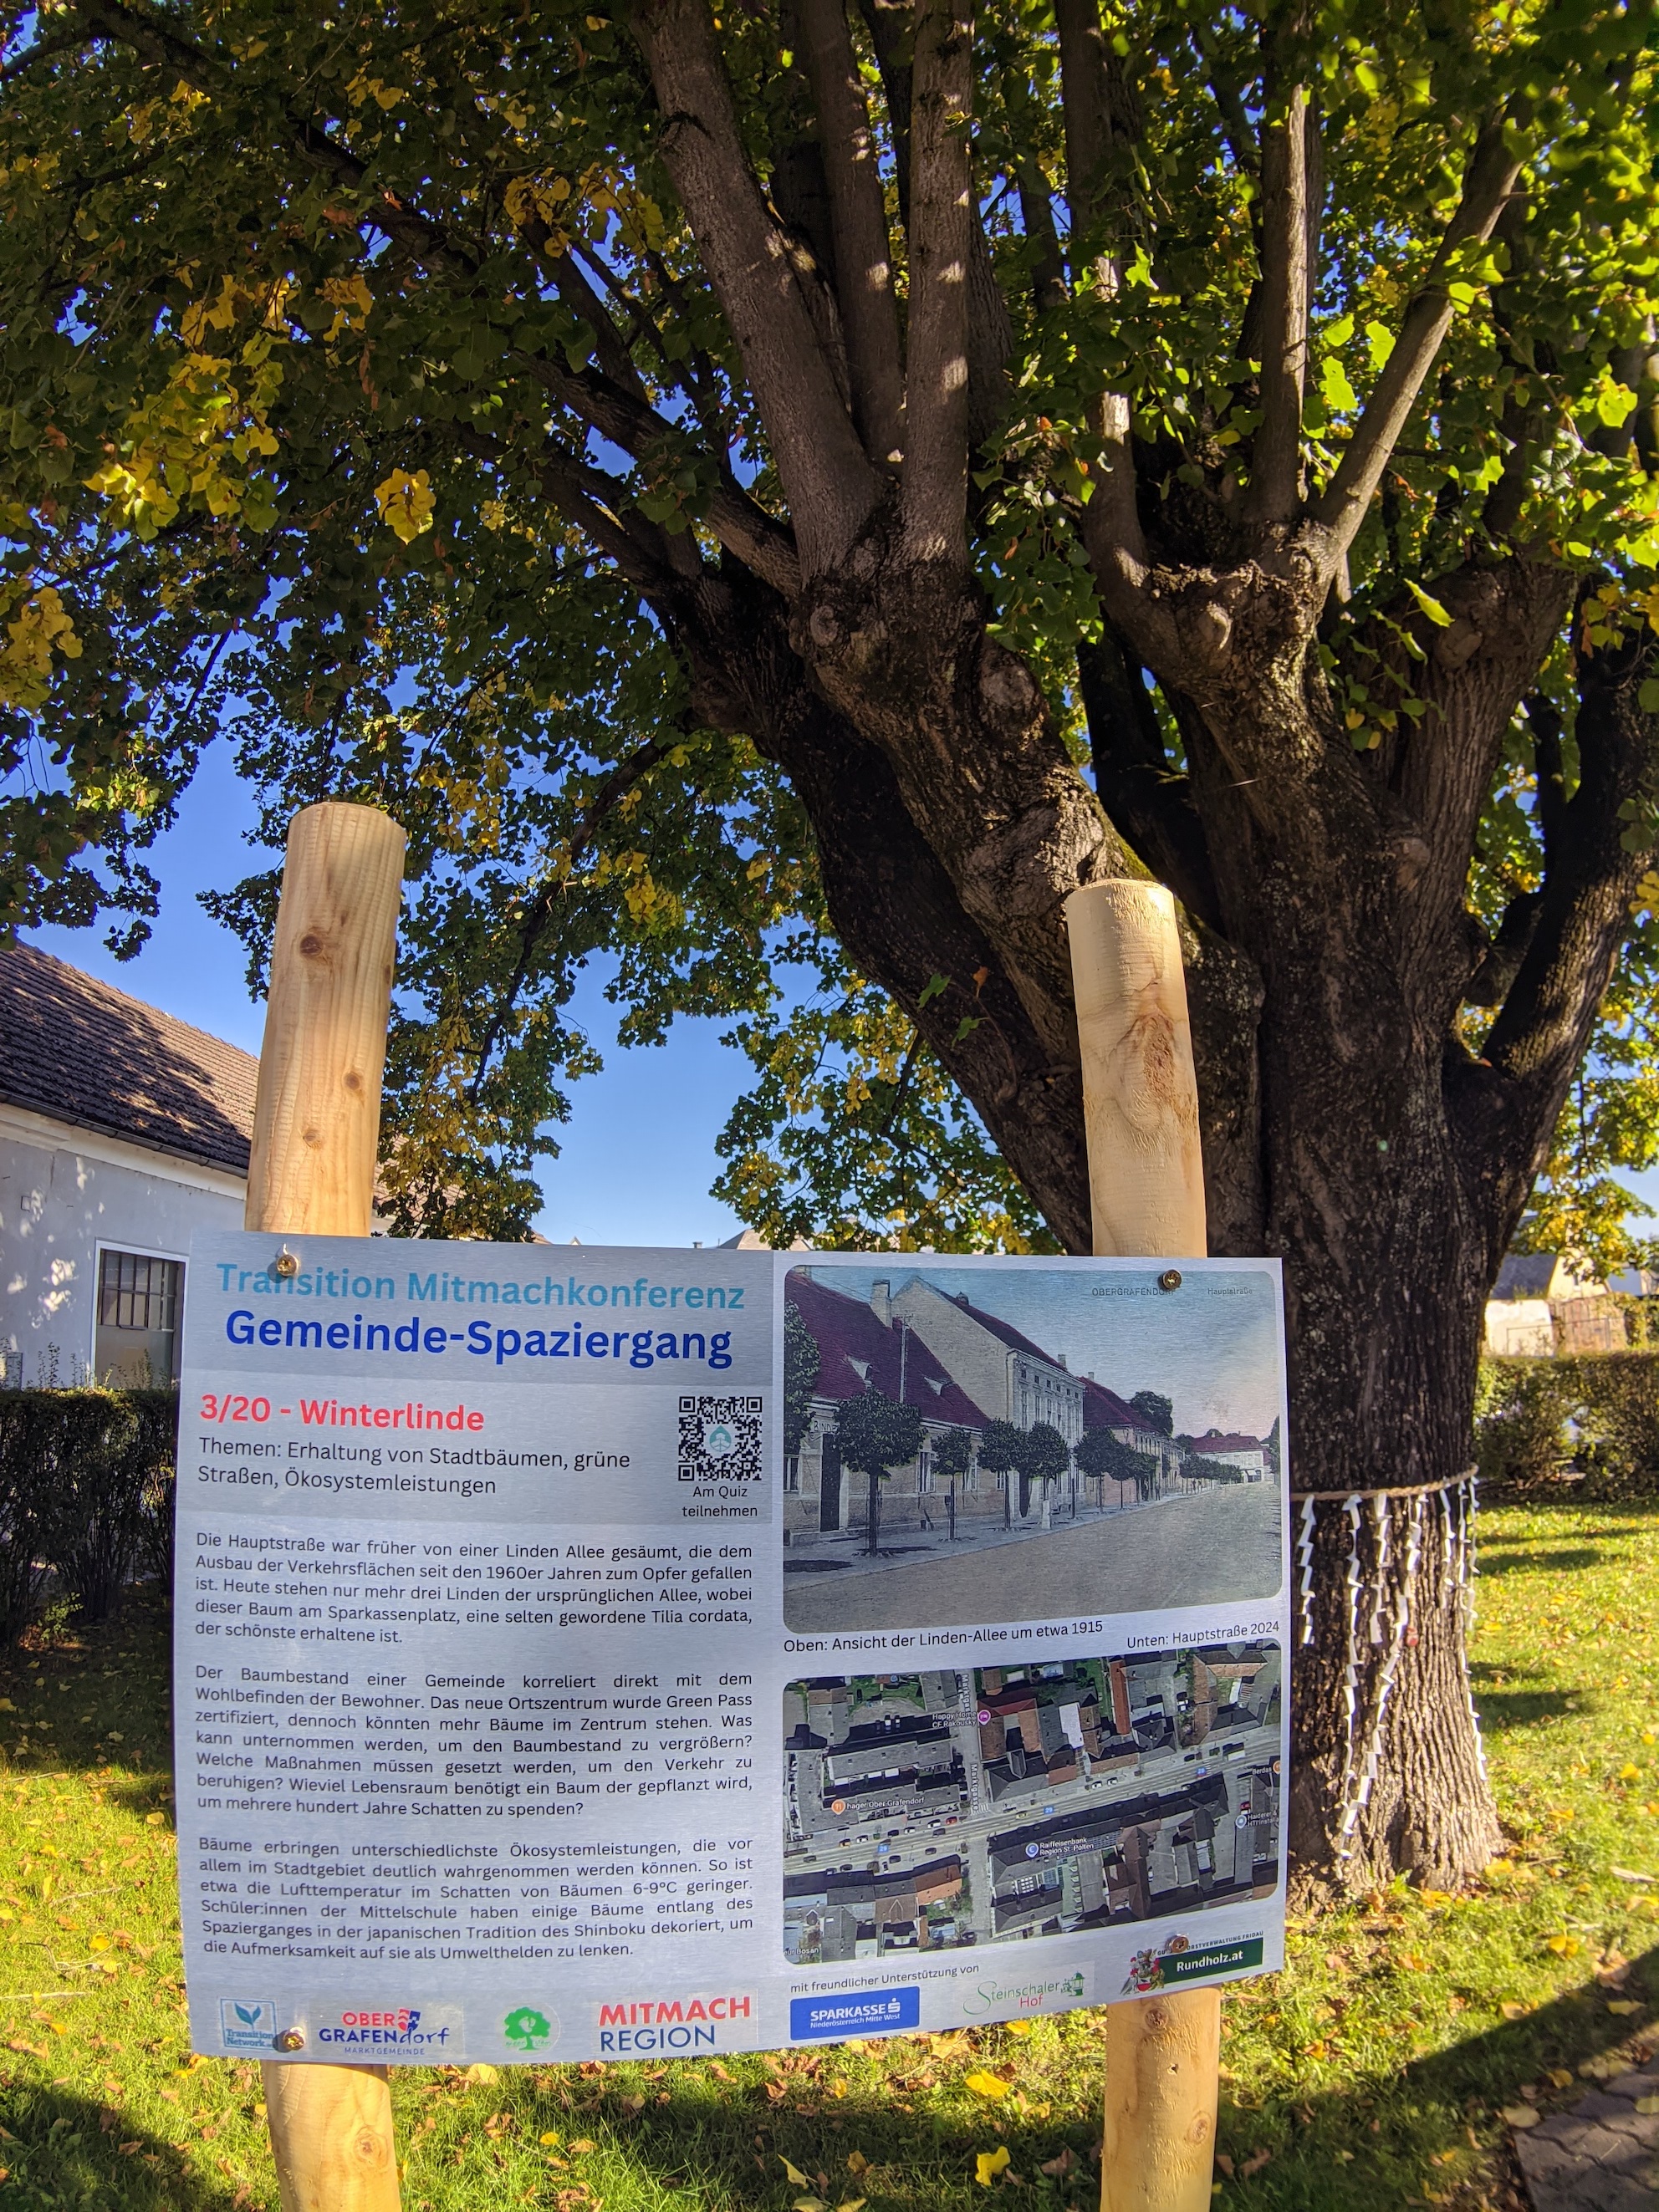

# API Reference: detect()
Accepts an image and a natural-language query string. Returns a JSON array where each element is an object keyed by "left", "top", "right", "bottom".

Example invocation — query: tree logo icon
[{"left": 503, "top": 2006, "right": 555, "bottom": 2052}]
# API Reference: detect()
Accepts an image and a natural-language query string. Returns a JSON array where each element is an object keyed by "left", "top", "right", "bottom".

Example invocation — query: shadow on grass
[
  {"left": 1473, "top": 1546, "right": 1607, "bottom": 1576},
  {"left": 0, "top": 2082, "right": 248, "bottom": 2212},
  {"left": 1467, "top": 1671, "right": 1582, "bottom": 1733}
]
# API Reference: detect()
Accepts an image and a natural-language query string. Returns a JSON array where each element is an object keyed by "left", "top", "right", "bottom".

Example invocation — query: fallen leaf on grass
[
  {"left": 464, "top": 2064, "right": 499, "bottom": 2084},
  {"left": 1500, "top": 2107, "right": 1541, "bottom": 2130},
  {"left": 539, "top": 2132, "right": 561, "bottom": 2148},
  {"left": 1039, "top": 2148, "right": 1075, "bottom": 2179},
  {"left": 1544, "top": 1935, "right": 1580, "bottom": 1957},
  {"left": 1547, "top": 2068, "right": 1575, "bottom": 2089},
  {"left": 792, "top": 2197, "right": 827, "bottom": 2212},
  {"left": 4, "top": 2041, "right": 44, "bottom": 2057},
  {"left": 1499, "top": 2002, "right": 1531, "bottom": 2021},
  {"left": 781, "top": 2157, "right": 812, "bottom": 2187},
  {"left": 1636, "top": 2096, "right": 1659, "bottom": 2117},
  {"left": 1606, "top": 1999, "right": 1640, "bottom": 2015},
  {"left": 846, "top": 2150, "right": 869, "bottom": 2177},
  {"left": 1241, "top": 2148, "right": 1272, "bottom": 2177},
  {"left": 1002, "top": 2019, "right": 1034, "bottom": 2037},
  {"left": 975, "top": 2148, "right": 1011, "bottom": 2186},
  {"left": 965, "top": 2072, "right": 1012, "bottom": 2101},
  {"left": 1215, "top": 2154, "right": 1235, "bottom": 2179}
]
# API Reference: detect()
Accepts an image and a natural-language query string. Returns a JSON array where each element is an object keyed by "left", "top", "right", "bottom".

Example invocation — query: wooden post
[
  {"left": 1065, "top": 880, "right": 1220, "bottom": 2212},
  {"left": 244, "top": 800, "right": 407, "bottom": 2212}
]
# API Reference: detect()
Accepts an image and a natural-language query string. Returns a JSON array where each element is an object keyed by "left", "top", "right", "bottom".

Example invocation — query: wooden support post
[
  {"left": 243, "top": 800, "right": 406, "bottom": 2212},
  {"left": 1065, "top": 880, "right": 1220, "bottom": 2212}
]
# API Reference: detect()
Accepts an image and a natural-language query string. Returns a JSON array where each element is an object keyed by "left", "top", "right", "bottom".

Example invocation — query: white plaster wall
[{"left": 0, "top": 1107, "right": 245, "bottom": 1384}]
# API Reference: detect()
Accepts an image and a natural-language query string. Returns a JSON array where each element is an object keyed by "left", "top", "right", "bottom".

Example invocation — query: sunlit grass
[{"left": 0, "top": 1501, "right": 1655, "bottom": 2212}]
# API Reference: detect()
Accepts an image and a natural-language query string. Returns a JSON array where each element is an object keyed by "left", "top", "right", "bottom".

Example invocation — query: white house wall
[{"left": 0, "top": 1103, "right": 245, "bottom": 1384}]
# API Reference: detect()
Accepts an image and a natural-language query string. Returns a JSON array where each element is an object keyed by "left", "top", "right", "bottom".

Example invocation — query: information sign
[{"left": 176, "top": 1236, "right": 1290, "bottom": 2063}]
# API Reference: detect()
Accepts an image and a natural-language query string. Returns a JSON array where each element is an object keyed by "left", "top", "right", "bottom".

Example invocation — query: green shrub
[
  {"left": 0, "top": 1388, "right": 177, "bottom": 1639},
  {"left": 1475, "top": 1352, "right": 1659, "bottom": 1498}
]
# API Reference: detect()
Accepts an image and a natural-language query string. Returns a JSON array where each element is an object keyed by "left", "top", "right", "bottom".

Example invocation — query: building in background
[
  {"left": 0, "top": 947, "right": 256, "bottom": 1385},
  {"left": 1483, "top": 1252, "right": 1625, "bottom": 1358}
]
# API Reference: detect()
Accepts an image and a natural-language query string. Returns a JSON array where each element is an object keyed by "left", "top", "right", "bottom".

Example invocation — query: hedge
[
  {"left": 0, "top": 1387, "right": 176, "bottom": 1640},
  {"left": 1475, "top": 1353, "right": 1659, "bottom": 1499}
]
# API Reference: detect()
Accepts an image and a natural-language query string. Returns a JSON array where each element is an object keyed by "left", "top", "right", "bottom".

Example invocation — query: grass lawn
[{"left": 0, "top": 1497, "right": 1655, "bottom": 2212}]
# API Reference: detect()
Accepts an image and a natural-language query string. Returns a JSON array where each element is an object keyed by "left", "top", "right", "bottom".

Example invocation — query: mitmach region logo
[
  {"left": 596, "top": 1994, "right": 755, "bottom": 2053},
  {"left": 317, "top": 2006, "right": 458, "bottom": 2051}
]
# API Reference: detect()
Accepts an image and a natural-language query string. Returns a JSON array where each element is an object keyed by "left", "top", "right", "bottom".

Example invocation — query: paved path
[
  {"left": 1514, "top": 2063, "right": 1659, "bottom": 2211},
  {"left": 784, "top": 1481, "right": 1284, "bottom": 1634}
]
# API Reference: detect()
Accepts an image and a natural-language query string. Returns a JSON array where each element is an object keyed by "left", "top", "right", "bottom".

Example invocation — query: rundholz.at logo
[{"left": 597, "top": 1994, "right": 754, "bottom": 2053}]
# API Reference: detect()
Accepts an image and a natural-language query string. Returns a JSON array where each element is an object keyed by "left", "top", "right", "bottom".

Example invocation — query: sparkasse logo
[{"left": 596, "top": 1994, "right": 754, "bottom": 2054}]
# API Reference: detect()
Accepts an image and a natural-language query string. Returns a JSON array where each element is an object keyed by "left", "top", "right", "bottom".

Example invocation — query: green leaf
[
  {"left": 1404, "top": 578, "right": 1454, "bottom": 628},
  {"left": 918, "top": 972, "right": 951, "bottom": 1007},
  {"left": 1638, "top": 678, "right": 1659, "bottom": 714}
]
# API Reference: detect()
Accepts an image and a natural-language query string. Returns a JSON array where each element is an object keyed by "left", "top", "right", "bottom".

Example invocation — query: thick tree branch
[
  {"left": 1246, "top": 55, "right": 1312, "bottom": 525},
  {"left": 1055, "top": 0, "right": 1146, "bottom": 584},
  {"left": 630, "top": 0, "right": 881, "bottom": 573},
  {"left": 1053, "top": 0, "right": 1139, "bottom": 228},
  {"left": 1075, "top": 635, "right": 1222, "bottom": 929},
  {"left": 800, "top": 0, "right": 905, "bottom": 465},
  {"left": 901, "top": 0, "right": 973, "bottom": 563},
  {"left": 1457, "top": 615, "right": 1659, "bottom": 1261},
  {"left": 1309, "top": 117, "right": 1524, "bottom": 561}
]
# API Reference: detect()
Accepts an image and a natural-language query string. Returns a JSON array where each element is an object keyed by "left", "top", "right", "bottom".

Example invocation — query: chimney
[{"left": 870, "top": 1279, "right": 892, "bottom": 1325}]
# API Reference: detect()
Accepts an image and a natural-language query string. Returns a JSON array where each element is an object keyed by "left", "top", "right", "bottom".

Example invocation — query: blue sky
[
  {"left": 24, "top": 744, "right": 1659, "bottom": 1251},
  {"left": 22, "top": 745, "right": 749, "bottom": 1248}
]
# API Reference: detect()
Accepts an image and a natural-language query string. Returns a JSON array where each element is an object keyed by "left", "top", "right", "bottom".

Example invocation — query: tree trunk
[
  {"left": 866, "top": 1467, "right": 881, "bottom": 1557},
  {"left": 1289, "top": 1476, "right": 1498, "bottom": 1888}
]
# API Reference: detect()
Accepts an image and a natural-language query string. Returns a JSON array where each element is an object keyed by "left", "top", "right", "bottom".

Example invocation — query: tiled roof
[
  {"left": 0, "top": 945, "right": 258, "bottom": 1175},
  {"left": 785, "top": 1269, "right": 988, "bottom": 1428},
  {"left": 1187, "top": 1429, "right": 1262, "bottom": 1455},
  {"left": 913, "top": 1282, "right": 1064, "bottom": 1370},
  {"left": 1079, "top": 1374, "right": 1148, "bottom": 1432}
]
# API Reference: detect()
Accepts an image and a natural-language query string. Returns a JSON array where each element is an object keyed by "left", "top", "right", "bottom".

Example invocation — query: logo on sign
[
  {"left": 789, "top": 1987, "right": 921, "bottom": 2041},
  {"left": 316, "top": 2006, "right": 461, "bottom": 2050},
  {"left": 596, "top": 1994, "right": 754, "bottom": 2054},
  {"left": 959, "top": 1968, "right": 1090, "bottom": 2019},
  {"left": 503, "top": 2006, "right": 559, "bottom": 2053},
  {"left": 219, "top": 1999, "right": 282, "bottom": 2052}
]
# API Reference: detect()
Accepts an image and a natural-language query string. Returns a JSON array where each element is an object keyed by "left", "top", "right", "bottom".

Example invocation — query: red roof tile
[
  {"left": 1080, "top": 1374, "right": 1148, "bottom": 1431},
  {"left": 1188, "top": 1430, "right": 1263, "bottom": 1455},
  {"left": 0, "top": 946, "right": 257, "bottom": 1175},
  {"left": 786, "top": 1269, "right": 988, "bottom": 1428}
]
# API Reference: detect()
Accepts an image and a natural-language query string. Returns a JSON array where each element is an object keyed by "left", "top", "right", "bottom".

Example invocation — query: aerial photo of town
[{"left": 782, "top": 1644, "right": 1281, "bottom": 1960}]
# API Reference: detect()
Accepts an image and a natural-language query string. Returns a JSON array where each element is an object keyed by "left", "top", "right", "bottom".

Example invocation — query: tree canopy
[
  {"left": 6, "top": 0, "right": 1658, "bottom": 1886},
  {"left": 3, "top": 0, "right": 1656, "bottom": 1252},
  {"left": 830, "top": 1386, "right": 923, "bottom": 1477}
]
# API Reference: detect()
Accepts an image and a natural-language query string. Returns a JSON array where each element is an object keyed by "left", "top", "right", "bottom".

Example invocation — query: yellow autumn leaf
[
  {"left": 845, "top": 2151, "right": 870, "bottom": 2177},
  {"left": 965, "top": 2072, "right": 1011, "bottom": 2100},
  {"left": 539, "top": 2132, "right": 560, "bottom": 2146},
  {"left": 463, "top": 2062, "right": 498, "bottom": 2083},
  {"left": 835, "top": 2200, "right": 865, "bottom": 2212},
  {"left": 375, "top": 466, "right": 436, "bottom": 543},
  {"left": 1606, "top": 1999, "right": 1640, "bottom": 2015},
  {"left": 792, "top": 2198, "right": 827, "bottom": 2212},
  {"left": 1002, "top": 2018, "right": 1034, "bottom": 2036},
  {"left": 1545, "top": 1934, "right": 1581, "bottom": 1957},
  {"left": 1619, "top": 1764, "right": 1641, "bottom": 1781},
  {"left": 976, "top": 2147, "right": 1012, "bottom": 2185},
  {"left": 780, "top": 2158, "right": 811, "bottom": 2188}
]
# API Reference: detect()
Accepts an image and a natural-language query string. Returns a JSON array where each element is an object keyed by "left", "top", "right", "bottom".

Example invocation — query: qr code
[{"left": 678, "top": 1394, "right": 764, "bottom": 1483}]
